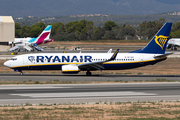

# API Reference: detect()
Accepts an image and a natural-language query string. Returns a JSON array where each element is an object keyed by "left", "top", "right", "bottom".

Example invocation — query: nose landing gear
[{"left": 14, "top": 69, "right": 23, "bottom": 76}]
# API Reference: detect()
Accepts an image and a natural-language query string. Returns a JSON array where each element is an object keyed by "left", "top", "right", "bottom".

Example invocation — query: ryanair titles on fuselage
[{"left": 29, "top": 55, "right": 93, "bottom": 63}]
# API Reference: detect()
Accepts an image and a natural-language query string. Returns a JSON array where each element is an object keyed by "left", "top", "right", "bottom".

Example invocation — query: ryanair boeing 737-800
[{"left": 4, "top": 23, "right": 172, "bottom": 76}]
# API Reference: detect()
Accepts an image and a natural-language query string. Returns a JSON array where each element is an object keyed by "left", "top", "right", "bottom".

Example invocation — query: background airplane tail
[
  {"left": 35, "top": 25, "right": 52, "bottom": 45},
  {"left": 131, "top": 23, "right": 172, "bottom": 54}
]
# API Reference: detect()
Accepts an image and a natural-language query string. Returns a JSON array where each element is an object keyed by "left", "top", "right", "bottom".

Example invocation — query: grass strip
[{"left": 0, "top": 101, "right": 180, "bottom": 120}]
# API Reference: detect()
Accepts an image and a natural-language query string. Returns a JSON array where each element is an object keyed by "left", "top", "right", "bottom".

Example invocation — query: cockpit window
[{"left": 11, "top": 58, "right": 17, "bottom": 61}]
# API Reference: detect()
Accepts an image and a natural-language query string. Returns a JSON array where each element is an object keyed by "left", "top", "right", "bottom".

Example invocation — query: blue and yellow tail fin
[{"left": 131, "top": 23, "right": 172, "bottom": 54}]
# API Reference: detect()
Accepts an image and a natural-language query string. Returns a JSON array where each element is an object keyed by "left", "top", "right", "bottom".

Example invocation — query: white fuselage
[
  {"left": 14, "top": 38, "right": 32, "bottom": 44},
  {"left": 168, "top": 38, "right": 180, "bottom": 46},
  {"left": 4, "top": 53, "right": 165, "bottom": 71}
]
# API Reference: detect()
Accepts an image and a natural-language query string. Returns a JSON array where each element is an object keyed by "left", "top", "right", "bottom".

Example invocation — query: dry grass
[
  {"left": 46, "top": 41, "right": 147, "bottom": 50},
  {"left": 0, "top": 102, "right": 180, "bottom": 119},
  {"left": 47, "top": 41, "right": 148, "bottom": 46},
  {"left": 1, "top": 58, "right": 180, "bottom": 75}
]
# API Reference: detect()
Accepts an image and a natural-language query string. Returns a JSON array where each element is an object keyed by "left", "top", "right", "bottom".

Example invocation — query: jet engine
[{"left": 61, "top": 64, "right": 80, "bottom": 74}]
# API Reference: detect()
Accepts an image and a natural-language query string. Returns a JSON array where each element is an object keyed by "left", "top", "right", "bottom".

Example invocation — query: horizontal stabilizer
[{"left": 154, "top": 52, "right": 173, "bottom": 58}]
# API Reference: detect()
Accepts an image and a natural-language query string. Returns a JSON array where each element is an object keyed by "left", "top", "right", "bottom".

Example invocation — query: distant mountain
[
  {"left": 155, "top": 0, "right": 180, "bottom": 4},
  {"left": 1, "top": 0, "right": 180, "bottom": 17}
]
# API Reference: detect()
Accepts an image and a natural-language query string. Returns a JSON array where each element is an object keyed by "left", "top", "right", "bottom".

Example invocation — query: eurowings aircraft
[
  {"left": 4, "top": 23, "right": 172, "bottom": 76},
  {"left": 9, "top": 25, "right": 53, "bottom": 52}
]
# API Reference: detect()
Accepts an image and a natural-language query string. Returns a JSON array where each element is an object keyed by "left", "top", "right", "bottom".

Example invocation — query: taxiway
[{"left": 0, "top": 74, "right": 180, "bottom": 81}]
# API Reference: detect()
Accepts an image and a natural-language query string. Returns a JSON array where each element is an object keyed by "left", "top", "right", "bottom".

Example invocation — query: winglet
[
  {"left": 109, "top": 49, "right": 119, "bottom": 61},
  {"left": 107, "top": 48, "right": 112, "bottom": 53}
]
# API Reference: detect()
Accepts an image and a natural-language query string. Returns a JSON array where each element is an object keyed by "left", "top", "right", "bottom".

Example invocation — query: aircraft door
[
  {"left": 140, "top": 55, "right": 144, "bottom": 64},
  {"left": 23, "top": 56, "right": 28, "bottom": 65}
]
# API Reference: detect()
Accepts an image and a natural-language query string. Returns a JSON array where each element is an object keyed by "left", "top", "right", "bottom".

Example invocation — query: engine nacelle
[{"left": 62, "top": 65, "right": 80, "bottom": 74}]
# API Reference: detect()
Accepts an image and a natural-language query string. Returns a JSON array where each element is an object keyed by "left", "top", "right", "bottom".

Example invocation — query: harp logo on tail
[{"left": 155, "top": 35, "right": 168, "bottom": 50}]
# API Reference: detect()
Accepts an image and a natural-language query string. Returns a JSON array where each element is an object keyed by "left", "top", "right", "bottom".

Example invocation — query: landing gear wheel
[
  {"left": 86, "top": 71, "right": 92, "bottom": 76},
  {"left": 20, "top": 72, "right": 23, "bottom": 76}
]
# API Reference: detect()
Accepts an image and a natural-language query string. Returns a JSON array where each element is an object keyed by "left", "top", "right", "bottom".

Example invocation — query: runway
[
  {"left": 0, "top": 73, "right": 180, "bottom": 81},
  {"left": 0, "top": 83, "right": 180, "bottom": 105}
]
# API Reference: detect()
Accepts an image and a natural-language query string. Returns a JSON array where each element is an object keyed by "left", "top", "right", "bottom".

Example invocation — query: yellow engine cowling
[{"left": 62, "top": 64, "right": 80, "bottom": 74}]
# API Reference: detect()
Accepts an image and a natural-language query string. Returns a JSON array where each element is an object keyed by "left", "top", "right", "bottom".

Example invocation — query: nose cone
[{"left": 4, "top": 61, "right": 10, "bottom": 67}]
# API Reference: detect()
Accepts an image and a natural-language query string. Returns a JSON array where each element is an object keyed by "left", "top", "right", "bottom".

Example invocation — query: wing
[{"left": 78, "top": 49, "right": 119, "bottom": 70}]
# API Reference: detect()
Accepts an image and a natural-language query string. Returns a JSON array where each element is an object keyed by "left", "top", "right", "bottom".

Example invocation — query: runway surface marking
[
  {"left": 1, "top": 95, "right": 180, "bottom": 102},
  {"left": 10, "top": 91, "right": 157, "bottom": 98},
  {"left": 0, "top": 86, "right": 71, "bottom": 89}
]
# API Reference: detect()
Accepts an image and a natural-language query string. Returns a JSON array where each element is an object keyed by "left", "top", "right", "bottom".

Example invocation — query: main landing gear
[
  {"left": 20, "top": 72, "right": 23, "bottom": 76},
  {"left": 86, "top": 71, "right": 92, "bottom": 76},
  {"left": 171, "top": 45, "right": 177, "bottom": 50}
]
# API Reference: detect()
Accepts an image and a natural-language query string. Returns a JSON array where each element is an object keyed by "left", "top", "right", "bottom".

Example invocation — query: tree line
[
  {"left": 15, "top": 14, "right": 180, "bottom": 27},
  {"left": 15, "top": 18, "right": 180, "bottom": 41}
]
